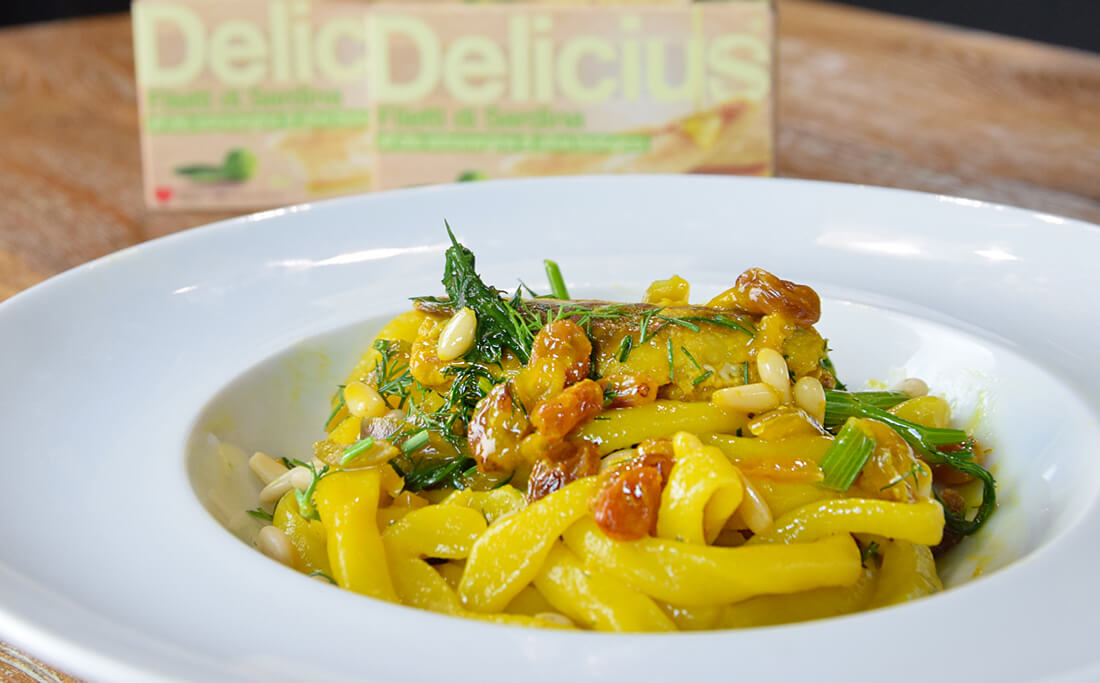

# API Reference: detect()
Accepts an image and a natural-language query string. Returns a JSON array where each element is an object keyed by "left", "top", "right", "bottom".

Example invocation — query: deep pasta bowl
[{"left": 1, "top": 176, "right": 1099, "bottom": 682}]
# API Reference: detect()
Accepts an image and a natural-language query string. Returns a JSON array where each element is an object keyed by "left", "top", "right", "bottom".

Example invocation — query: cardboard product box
[{"left": 133, "top": 0, "right": 775, "bottom": 209}]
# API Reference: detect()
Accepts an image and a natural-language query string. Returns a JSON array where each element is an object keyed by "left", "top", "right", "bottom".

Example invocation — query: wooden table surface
[{"left": 0, "top": 0, "right": 1097, "bottom": 678}]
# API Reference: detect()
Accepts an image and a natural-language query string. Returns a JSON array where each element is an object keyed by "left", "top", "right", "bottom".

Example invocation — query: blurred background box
[{"left": 132, "top": 0, "right": 776, "bottom": 209}]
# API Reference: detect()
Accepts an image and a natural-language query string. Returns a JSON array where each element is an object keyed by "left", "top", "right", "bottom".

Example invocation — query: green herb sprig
[
  {"left": 324, "top": 385, "right": 346, "bottom": 431},
  {"left": 246, "top": 507, "right": 273, "bottom": 522},
  {"left": 824, "top": 390, "right": 996, "bottom": 535},
  {"left": 373, "top": 339, "right": 414, "bottom": 408},
  {"left": 436, "top": 223, "right": 539, "bottom": 364},
  {"left": 392, "top": 455, "right": 478, "bottom": 492},
  {"left": 290, "top": 460, "right": 329, "bottom": 521}
]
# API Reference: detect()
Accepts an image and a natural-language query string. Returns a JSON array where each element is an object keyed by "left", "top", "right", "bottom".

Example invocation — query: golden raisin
[
  {"left": 468, "top": 382, "right": 531, "bottom": 472},
  {"left": 530, "top": 379, "right": 604, "bottom": 440},
  {"left": 729, "top": 268, "right": 820, "bottom": 326},
  {"left": 591, "top": 465, "right": 665, "bottom": 541},
  {"left": 603, "top": 373, "right": 660, "bottom": 409},
  {"left": 529, "top": 320, "right": 593, "bottom": 387},
  {"left": 635, "top": 438, "right": 675, "bottom": 482},
  {"left": 526, "top": 440, "right": 601, "bottom": 503}
]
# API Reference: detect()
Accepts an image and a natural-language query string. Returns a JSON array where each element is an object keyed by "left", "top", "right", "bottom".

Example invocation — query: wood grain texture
[
  {"left": 777, "top": 0, "right": 1100, "bottom": 220},
  {"left": 0, "top": 3, "right": 1097, "bottom": 303},
  {"left": 0, "top": 2, "right": 1096, "bottom": 679}
]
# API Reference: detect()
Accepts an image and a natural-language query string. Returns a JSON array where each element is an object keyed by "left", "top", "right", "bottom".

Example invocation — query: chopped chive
[
  {"left": 692, "top": 370, "right": 713, "bottom": 386},
  {"left": 824, "top": 391, "right": 968, "bottom": 447},
  {"left": 680, "top": 346, "right": 702, "bottom": 371},
  {"left": 544, "top": 260, "right": 570, "bottom": 299},
  {"left": 742, "top": 361, "right": 750, "bottom": 385},
  {"left": 402, "top": 430, "right": 430, "bottom": 454},
  {"left": 340, "top": 437, "right": 376, "bottom": 465},
  {"left": 656, "top": 314, "right": 700, "bottom": 333},
  {"left": 677, "top": 314, "right": 756, "bottom": 337},
  {"left": 617, "top": 335, "right": 634, "bottom": 363},
  {"left": 823, "top": 391, "right": 908, "bottom": 427},
  {"left": 667, "top": 338, "right": 675, "bottom": 382},
  {"left": 246, "top": 507, "right": 273, "bottom": 522},
  {"left": 819, "top": 418, "right": 876, "bottom": 491},
  {"left": 324, "top": 385, "right": 347, "bottom": 431}
]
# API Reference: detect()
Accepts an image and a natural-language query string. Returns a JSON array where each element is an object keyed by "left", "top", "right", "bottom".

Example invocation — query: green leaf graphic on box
[
  {"left": 174, "top": 164, "right": 229, "bottom": 183},
  {"left": 456, "top": 169, "right": 487, "bottom": 182},
  {"left": 223, "top": 148, "right": 257, "bottom": 180},
  {"left": 175, "top": 148, "right": 257, "bottom": 184}
]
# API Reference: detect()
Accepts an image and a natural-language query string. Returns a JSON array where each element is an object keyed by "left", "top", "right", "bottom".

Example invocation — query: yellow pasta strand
[
  {"left": 751, "top": 498, "right": 944, "bottom": 546},
  {"left": 504, "top": 584, "right": 558, "bottom": 617},
  {"left": 314, "top": 468, "right": 398, "bottom": 603},
  {"left": 435, "top": 560, "right": 465, "bottom": 590},
  {"left": 475, "top": 613, "right": 574, "bottom": 629},
  {"left": 870, "top": 539, "right": 942, "bottom": 607},
  {"left": 716, "top": 566, "right": 878, "bottom": 629},
  {"left": 657, "top": 432, "right": 743, "bottom": 544},
  {"left": 704, "top": 433, "right": 833, "bottom": 465},
  {"left": 534, "top": 543, "right": 676, "bottom": 632},
  {"left": 386, "top": 555, "right": 573, "bottom": 629},
  {"left": 327, "top": 415, "right": 362, "bottom": 445},
  {"left": 272, "top": 491, "right": 330, "bottom": 575},
  {"left": 387, "top": 555, "right": 464, "bottom": 615},
  {"left": 459, "top": 476, "right": 599, "bottom": 613},
  {"left": 382, "top": 505, "right": 487, "bottom": 559},
  {"left": 576, "top": 401, "right": 748, "bottom": 455},
  {"left": 657, "top": 603, "right": 723, "bottom": 631},
  {"left": 563, "top": 518, "right": 862, "bottom": 607},
  {"left": 752, "top": 479, "right": 837, "bottom": 518},
  {"left": 441, "top": 485, "right": 526, "bottom": 523}
]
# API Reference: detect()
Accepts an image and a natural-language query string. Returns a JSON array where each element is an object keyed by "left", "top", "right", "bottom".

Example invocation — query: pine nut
[
  {"left": 344, "top": 381, "right": 388, "bottom": 418},
  {"left": 257, "top": 525, "right": 294, "bottom": 566},
  {"left": 793, "top": 376, "right": 826, "bottom": 423},
  {"left": 891, "top": 377, "right": 929, "bottom": 398},
  {"left": 248, "top": 451, "right": 287, "bottom": 485},
  {"left": 259, "top": 466, "right": 313, "bottom": 504},
  {"left": 436, "top": 307, "right": 478, "bottom": 361},
  {"left": 737, "top": 474, "right": 774, "bottom": 535},
  {"left": 756, "top": 348, "right": 792, "bottom": 404},
  {"left": 712, "top": 383, "right": 780, "bottom": 414}
]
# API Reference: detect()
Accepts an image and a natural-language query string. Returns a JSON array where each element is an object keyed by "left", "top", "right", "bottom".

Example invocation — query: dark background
[{"left": 0, "top": 0, "right": 1098, "bottom": 54}]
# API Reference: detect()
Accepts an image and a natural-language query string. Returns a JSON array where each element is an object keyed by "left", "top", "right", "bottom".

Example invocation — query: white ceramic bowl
[{"left": 2, "top": 176, "right": 1099, "bottom": 682}]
